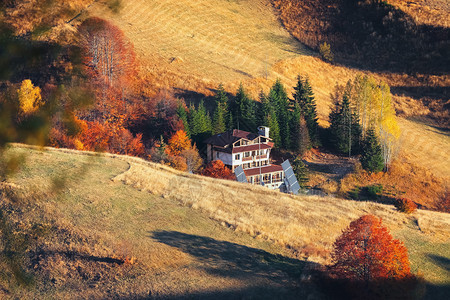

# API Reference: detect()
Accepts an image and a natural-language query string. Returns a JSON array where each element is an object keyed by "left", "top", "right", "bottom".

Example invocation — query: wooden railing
[{"left": 241, "top": 155, "right": 267, "bottom": 162}]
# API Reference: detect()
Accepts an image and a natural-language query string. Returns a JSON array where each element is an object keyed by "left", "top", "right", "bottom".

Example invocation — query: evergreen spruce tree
[
  {"left": 360, "top": 128, "right": 385, "bottom": 172},
  {"left": 329, "top": 94, "right": 361, "bottom": 156},
  {"left": 292, "top": 76, "right": 319, "bottom": 146},
  {"left": 290, "top": 103, "right": 310, "bottom": 155},
  {"left": 189, "top": 101, "right": 212, "bottom": 145},
  {"left": 176, "top": 102, "right": 190, "bottom": 137},
  {"left": 212, "top": 84, "right": 228, "bottom": 134},
  {"left": 292, "top": 156, "right": 308, "bottom": 189},
  {"left": 257, "top": 90, "right": 269, "bottom": 126},
  {"left": 269, "top": 79, "right": 290, "bottom": 149},
  {"left": 264, "top": 106, "right": 281, "bottom": 147},
  {"left": 231, "top": 83, "right": 256, "bottom": 132}
]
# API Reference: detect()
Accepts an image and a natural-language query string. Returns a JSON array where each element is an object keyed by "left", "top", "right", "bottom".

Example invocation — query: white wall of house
[{"left": 213, "top": 151, "right": 233, "bottom": 166}]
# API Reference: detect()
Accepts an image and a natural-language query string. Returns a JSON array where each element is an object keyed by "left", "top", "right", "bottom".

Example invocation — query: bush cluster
[{"left": 395, "top": 198, "right": 417, "bottom": 214}]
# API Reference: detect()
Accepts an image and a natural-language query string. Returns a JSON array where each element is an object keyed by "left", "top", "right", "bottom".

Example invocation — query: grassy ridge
[{"left": 1, "top": 145, "right": 448, "bottom": 298}]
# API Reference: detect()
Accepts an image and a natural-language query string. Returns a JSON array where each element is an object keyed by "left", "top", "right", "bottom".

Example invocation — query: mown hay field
[{"left": 88, "top": 0, "right": 311, "bottom": 93}]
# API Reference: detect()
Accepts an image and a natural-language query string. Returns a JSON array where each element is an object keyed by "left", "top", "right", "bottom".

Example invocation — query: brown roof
[
  {"left": 204, "top": 129, "right": 259, "bottom": 147},
  {"left": 244, "top": 165, "right": 284, "bottom": 177},
  {"left": 232, "top": 143, "right": 272, "bottom": 153}
]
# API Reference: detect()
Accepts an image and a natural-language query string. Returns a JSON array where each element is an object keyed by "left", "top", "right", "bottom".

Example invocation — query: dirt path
[{"left": 304, "top": 150, "right": 356, "bottom": 181}]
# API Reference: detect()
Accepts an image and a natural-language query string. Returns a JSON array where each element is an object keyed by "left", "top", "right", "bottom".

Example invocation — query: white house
[{"left": 204, "top": 126, "right": 285, "bottom": 189}]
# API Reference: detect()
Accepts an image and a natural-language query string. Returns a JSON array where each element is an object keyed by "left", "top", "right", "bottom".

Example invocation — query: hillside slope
[
  {"left": 1, "top": 145, "right": 449, "bottom": 298},
  {"left": 87, "top": 0, "right": 311, "bottom": 92},
  {"left": 83, "top": 0, "right": 449, "bottom": 184}
]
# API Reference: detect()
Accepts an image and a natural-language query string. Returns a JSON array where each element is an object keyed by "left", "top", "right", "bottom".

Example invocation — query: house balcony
[{"left": 241, "top": 154, "right": 269, "bottom": 162}]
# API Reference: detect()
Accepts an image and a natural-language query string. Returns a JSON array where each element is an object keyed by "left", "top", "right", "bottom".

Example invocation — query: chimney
[{"left": 258, "top": 126, "right": 270, "bottom": 138}]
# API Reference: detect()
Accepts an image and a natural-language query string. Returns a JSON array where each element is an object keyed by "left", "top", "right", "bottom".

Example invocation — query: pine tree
[
  {"left": 212, "top": 84, "right": 228, "bottom": 134},
  {"left": 292, "top": 76, "right": 319, "bottom": 146},
  {"left": 176, "top": 102, "right": 190, "bottom": 137},
  {"left": 329, "top": 94, "right": 361, "bottom": 156},
  {"left": 290, "top": 104, "right": 310, "bottom": 155},
  {"left": 269, "top": 79, "right": 290, "bottom": 148},
  {"left": 189, "top": 101, "right": 212, "bottom": 144},
  {"left": 292, "top": 156, "right": 308, "bottom": 189},
  {"left": 231, "top": 83, "right": 256, "bottom": 132},
  {"left": 256, "top": 90, "right": 267, "bottom": 127},
  {"left": 264, "top": 106, "right": 281, "bottom": 147},
  {"left": 360, "top": 128, "right": 385, "bottom": 172}
]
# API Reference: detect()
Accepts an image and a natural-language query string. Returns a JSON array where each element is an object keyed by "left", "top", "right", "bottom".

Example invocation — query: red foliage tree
[
  {"left": 78, "top": 17, "right": 141, "bottom": 124},
  {"left": 330, "top": 215, "right": 411, "bottom": 284},
  {"left": 78, "top": 120, "right": 111, "bottom": 152},
  {"left": 202, "top": 160, "right": 235, "bottom": 180},
  {"left": 78, "top": 17, "right": 136, "bottom": 88}
]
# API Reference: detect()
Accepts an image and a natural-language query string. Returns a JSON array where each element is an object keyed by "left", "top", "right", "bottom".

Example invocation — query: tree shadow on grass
[
  {"left": 149, "top": 230, "right": 319, "bottom": 299},
  {"left": 427, "top": 254, "right": 450, "bottom": 273}
]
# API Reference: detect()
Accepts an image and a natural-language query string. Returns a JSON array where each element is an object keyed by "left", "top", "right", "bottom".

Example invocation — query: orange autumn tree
[
  {"left": 330, "top": 215, "right": 411, "bottom": 284},
  {"left": 202, "top": 160, "right": 235, "bottom": 180},
  {"left": 166, "top": 130, "right": 191, "bottom": 156},
  {"left": 165, "top": 130, "right": 203, "bottom": 172}
]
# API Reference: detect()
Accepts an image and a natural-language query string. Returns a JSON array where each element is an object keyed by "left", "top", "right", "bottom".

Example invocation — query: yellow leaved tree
[
  {"left": 17, "top": 79, "right": 43, "bottom": 115},
  {"left": 351, "top": 75, "right": 400, "bottom": 169}
]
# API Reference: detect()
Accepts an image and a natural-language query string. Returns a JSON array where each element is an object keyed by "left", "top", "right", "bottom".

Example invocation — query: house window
[
  {"left": 273, "top": 172, "right": 281, "bottom": 182},
  {"left": 235, "top": 154, "right": 240, "bottom": 160},
  {"left": 244, "top": 152, "right": 250, "bottom": 158}
]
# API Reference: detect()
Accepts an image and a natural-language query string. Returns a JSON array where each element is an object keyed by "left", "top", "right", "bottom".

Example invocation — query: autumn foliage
[
  {"left": 166, "top": 130, "right": 191, "bottom": 156},
  {"left": 160, "top": 130, "right": 202, "bottom": 173},
  {"left": 17, "top": 79, "right": 43, "bottom": 115},
  {"left": 202, "top": 160, "right": 235, "bottom": 180},
  {"left": 395, "top": 198, "right": 417, "bottom": 214},
  {"left": 327, "top": 215, "right": 419, "bottom": 298},
  {"left": 50, "top": 117, "right": 145, "bottom": 157},
  {"left": 79, "top": 17, "right": 136, "bottom": 88}
]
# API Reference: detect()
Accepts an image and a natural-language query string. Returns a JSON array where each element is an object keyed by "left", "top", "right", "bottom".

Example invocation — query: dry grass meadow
[
  {"left": 83, "top": 0, "right": 450, "bottom": 185},
  {"left": 1, "top": 145, "right": 311, "bottom": 299},
  {"left": 388, "top": 0, "right": 449, "bottom": 27},
  {"left": 1, "top": 145, "right": 449, "bottom": 298}
]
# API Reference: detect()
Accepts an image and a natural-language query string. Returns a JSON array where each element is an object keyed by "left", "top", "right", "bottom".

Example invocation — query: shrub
[
  {"left": 202, "top": 160, "right": 234, "bottom": 180},
  {"left": 348, "top": 187, "right": 361, "bottom": 200},
  {"left": 395, "top": 198, "right": 417, "bottom": 214},
  {"left": 365, "top": 184, "right": 383, "bottom": 200},
  {"left": 319, "top": 42, "right": 334, "bottom": 63}
]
